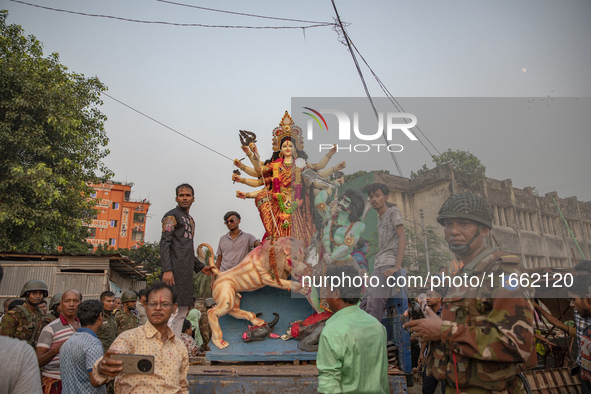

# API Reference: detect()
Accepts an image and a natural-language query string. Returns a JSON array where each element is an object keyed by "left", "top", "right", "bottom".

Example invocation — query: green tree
[
  {"left": 410, "top": 149, "right": 486, "bottom": 186},
  {"left": 0, "top": 11, "right": 112, "bottom": 252},
  {"left": 95, "top": 242, "right": 161, "bottom": 274},
  {"left": 401, "top": 225, "right": 452, "bottom": 277}
]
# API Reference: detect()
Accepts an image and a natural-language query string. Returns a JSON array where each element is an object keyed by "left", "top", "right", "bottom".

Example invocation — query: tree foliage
[
  {"left": 410, "top": 149, "right": 486, "bottom": 186},
  {"left": 95, "top": 242, "right": 161, "bottom": 273},
  {"left": 401, "top": 225, "right": 452, "bottom": 277},
  {"left": 0, "top": 11, "right": 112, "bottom": 252}
]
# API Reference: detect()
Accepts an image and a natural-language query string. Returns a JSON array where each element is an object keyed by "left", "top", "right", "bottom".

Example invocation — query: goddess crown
[{"left": 272, "top": 111, "right": 305, "bottom": 152}]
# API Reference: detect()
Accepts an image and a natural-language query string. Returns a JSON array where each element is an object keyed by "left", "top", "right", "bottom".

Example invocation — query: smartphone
[{"left": 110, "top": 354, "right": 155, "bottom": 375}]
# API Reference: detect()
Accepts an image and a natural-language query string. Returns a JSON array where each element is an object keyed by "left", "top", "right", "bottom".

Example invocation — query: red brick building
[{"left": 86, "top": 181, "right": 150, "bottom": 250}]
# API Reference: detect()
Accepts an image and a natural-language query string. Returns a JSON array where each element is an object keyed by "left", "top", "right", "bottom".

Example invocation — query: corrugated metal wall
[
  {"left": 0, "top": 263, "right": 59, "bottom": 297},
  {"left": 53, "top": 272, "right": 106, "bottom": 300},
  {"left": 0, "top": 256, "right": 146, "bottom": 312}
]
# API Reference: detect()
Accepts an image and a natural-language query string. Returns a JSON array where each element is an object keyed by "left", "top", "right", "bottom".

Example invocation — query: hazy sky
[{"left": 2, "top": 0, "right": 590, "bottom": 244}]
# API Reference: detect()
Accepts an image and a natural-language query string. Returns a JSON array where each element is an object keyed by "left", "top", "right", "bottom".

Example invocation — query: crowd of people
[
  {"left": 0, "top": 269, "right": 216, "bottom": 394},
  {"left": 2, "top": 181, "right": 591, "bottom": 394}
]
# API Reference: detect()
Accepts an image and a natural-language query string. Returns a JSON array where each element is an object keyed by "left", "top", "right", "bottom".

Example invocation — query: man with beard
[
  {"left": 36, "top": 289, "right": 82, "bottom": 394},
  {"left": 114, "top": 291, "right": 139, "bottom": 335},
  {"left": 0, "top": 279, "right": 49, "bottom": 347}
]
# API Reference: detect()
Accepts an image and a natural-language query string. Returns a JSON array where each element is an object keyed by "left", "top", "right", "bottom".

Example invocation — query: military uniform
[
  {"left": 426, "top": 247, "right": 537, "bottom": 394},
  {"left": 0, "top": 304, "right": 45, "bottom": 347},
  {"left": 114, "top": 308, "right": 139, "bottom": 335},
  {"left": 97, "top": 310, "right": 118, "bottom": 353},
  {"left": 43, "top": 313, "right": 58, "bottom": 325}
]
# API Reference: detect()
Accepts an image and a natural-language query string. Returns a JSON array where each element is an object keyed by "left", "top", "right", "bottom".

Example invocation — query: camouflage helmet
[
  {"left": 49, "top": 293, "right": 63, "bottom": 310},
  {"left": 20, "top": 280, "right": 49, "bottom": 298},
  {"left": 121, "top": 291, "right": 137, "bottom": 303},
  {"left": 437, "top": 193, "right": 493, "bottom": 228},
  {"left": 204, "top": 298, "right": 216, "bottom": 308}
]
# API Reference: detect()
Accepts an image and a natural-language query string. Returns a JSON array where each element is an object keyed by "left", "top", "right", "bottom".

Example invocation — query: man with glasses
[
  {"left": 92, "top": 282, "right": 189, "bottom": 393},
  {"left": 215, "top": 211, "right": 260, "bottom": 273}
]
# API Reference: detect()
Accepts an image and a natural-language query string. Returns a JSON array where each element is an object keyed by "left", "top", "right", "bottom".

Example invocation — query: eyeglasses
[
  {"left": 225, "top": 219, "right": 236, "bottom": 224},
  {"left": 146, "top": 302, "right": 173, "bottom": 309}
]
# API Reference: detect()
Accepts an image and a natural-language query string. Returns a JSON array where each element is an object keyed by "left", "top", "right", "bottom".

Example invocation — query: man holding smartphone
[{"left": 92, "top": 282, "right": 189, "bottom": 393}]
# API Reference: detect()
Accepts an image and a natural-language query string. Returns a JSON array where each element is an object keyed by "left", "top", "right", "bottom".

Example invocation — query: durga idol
[{"left": 232, "top": 111, "right": 345, "bottom": 247}]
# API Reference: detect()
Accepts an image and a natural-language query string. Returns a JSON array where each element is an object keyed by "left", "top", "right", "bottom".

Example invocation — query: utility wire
[
  {"left": 330, "top": 0, "right": 403, "bottom": 177},
  {"left": 102, "top": 92, "right": 234, "bottom": 161},
  {"left": 348, "top": 39, "right": 441, "bottom": 156},
  {"left": 155, "top": 0, "right": 333, "bottom": 25},
  {"left": 537, "top": 178, "right": 591, "bottom": 192},
  {"left": 329, "top": 2, "right": 480, "bottom": 192},
  {"left": 9, "top": 0, "right": 333, "bottom": 29}
]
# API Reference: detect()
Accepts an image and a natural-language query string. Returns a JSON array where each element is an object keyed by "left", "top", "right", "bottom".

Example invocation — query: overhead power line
[
  {"left": 155, "top": 0, "right": 333, "bottom": 25},
  {"left": 9, "top": 0, "right": 333, "bottom": 29},
  {"left": 330, "top": 0, "right": 403, "bottom": 177},
  {"left": 102, "top": 92, "right": 234, "bottom": 161}
]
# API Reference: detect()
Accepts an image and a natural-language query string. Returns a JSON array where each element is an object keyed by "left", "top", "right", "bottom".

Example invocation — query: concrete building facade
[
  {"left": 341, "top": 164, "right": 590, "bottom": 270},
  {"left": 86, "top": 181, "right": 150, "bottom": 250}
]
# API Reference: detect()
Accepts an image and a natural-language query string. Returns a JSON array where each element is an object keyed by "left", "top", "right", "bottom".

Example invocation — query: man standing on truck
[
  {"left": 160, "top": 183, "right": 213, "bottom": 339},
  {"left": 404, "top": 193, "right": 536, "bottom": 394}
]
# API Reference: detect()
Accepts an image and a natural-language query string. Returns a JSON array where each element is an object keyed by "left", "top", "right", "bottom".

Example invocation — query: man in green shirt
[{"left": 317, "top": 265, "right": 389, "bottom": 394}]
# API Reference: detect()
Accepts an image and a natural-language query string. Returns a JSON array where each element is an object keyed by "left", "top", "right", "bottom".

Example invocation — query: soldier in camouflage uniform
[
  {"left": 0, "top": 279, "right": 48, "bottom": 347},
  {"left": 114, "top": 291, "right": 139, "bottom": 335},
  {"left": 43, "top": 293, "right": 62, "bottom": 325},
  {"left": 97, "top": 290, "right": 118, "bottom": 353},
  {"left": 404, "top": 193, "right": 536, "bottom": 394},
  {"left": 199, "top": 298, "right": 214, "bottom": 351}
]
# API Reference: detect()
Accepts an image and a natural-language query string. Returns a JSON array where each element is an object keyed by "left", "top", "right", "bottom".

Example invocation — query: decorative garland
[
  {"left": 267, "top": 238, "right": 282, "bottom": 286},
  {"left": 277, "top": 193, "right": 298, "bottom": 214}
]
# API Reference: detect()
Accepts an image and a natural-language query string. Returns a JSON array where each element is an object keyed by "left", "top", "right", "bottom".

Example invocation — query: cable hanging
[
  {"left": 9, "top": 0, "right": 334, "bottom": 29},
  {"left": 155, "top": 0, "right": 333, "bottom": 26},
  {"left": 102, "top": 92, "right": 234, "bottom": 161}
]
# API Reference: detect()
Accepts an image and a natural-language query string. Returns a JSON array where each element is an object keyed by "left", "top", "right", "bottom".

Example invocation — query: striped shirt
[{"left": 36, "top": 314, "right": 80, "bottom": 379}]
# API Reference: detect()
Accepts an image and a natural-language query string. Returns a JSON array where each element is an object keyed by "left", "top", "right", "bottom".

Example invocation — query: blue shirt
[{"left": 60, "top": 327, "right": 106, "bottom": 394}]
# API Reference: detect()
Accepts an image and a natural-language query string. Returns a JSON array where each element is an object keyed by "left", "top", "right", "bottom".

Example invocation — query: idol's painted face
[
  {"left": 281, "top": 140, "right": 293, "bottom": 159},
  {"left": 338, "top": 196, "right": 352, "bottom": 213}
]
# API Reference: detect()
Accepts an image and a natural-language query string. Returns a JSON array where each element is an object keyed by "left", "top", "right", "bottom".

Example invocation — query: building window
[
  {"left": 132, "top": 230, "right": 144, "bottom": 242},
  {"left": 492, "top": 205, "right": 515, "bottom": 228},
  {"left": 110, "top": 220, "right": 118, "bottom": 228},
  {"left": 124, "top": 191, "right": 131, "bottom": 201},
  {"left": 133, "top": 213, "right": 146, "bottom": 223},
  {"left": 88, "top": 228, "right": 97, "bottom": 238},
  {"left": 524, "top": 255, "right": 544, "bottom": 269},
  {"left": 541, "top": 214, "right": 557, "bottom": 236},
  {"left": 518, "top": 210, "right": 539, "bottom": 233},
  {"left": 112, "top": 202, "right": 119, "bottom": 209},
  {"left": 90, "top": 191, "right": 97, "bottom": 198},
  {"left": 567, "top": 220, "right": 579, "bottom": 238},
  {"left": 109, "top": 238, "right": 116, "bottom": 246}
]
